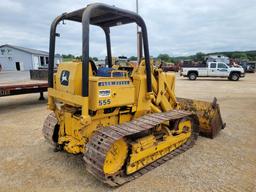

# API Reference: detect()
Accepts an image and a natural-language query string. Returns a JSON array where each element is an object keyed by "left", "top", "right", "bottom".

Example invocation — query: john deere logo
[{"left": 60, "top": 70, "right": 70, "bottom": 86}]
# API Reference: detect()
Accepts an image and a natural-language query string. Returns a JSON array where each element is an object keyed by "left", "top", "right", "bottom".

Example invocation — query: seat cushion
[{"left": 97, "top": 68, "right": 124, "bottom": 77}]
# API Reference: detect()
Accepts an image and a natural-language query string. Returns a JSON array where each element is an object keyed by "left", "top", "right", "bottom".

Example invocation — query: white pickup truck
[{"left": 180, "top": 62, "right": 245, "bottom": 81}]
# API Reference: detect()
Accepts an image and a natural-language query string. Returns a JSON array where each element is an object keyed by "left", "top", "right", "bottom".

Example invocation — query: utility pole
[{"left": 136, "top": 0, "right": 142, "bottom": 64}]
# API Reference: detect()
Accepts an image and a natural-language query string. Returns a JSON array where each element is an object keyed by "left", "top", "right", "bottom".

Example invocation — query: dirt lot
[{"left": 0, "top": 73, "right": 255, "bottom": 192}]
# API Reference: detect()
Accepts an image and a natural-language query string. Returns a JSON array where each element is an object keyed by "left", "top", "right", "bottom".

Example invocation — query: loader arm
[{"left": 144, "top": 64, "right": 225, "bottom": 138}]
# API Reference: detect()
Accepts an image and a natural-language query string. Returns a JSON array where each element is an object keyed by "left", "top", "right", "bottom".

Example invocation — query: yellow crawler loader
[{"left": 43, "top": 3, "right": 225, "bottom": 186}]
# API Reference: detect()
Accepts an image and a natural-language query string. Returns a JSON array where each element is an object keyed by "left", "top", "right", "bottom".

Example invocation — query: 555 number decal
[{"left": 99, "top": 99, "right": 111, "bottom": 106}]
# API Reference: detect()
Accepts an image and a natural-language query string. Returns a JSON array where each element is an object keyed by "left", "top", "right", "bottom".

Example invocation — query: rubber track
[{"left": 83, "top": 110, "right": 199, "bottom": 187}]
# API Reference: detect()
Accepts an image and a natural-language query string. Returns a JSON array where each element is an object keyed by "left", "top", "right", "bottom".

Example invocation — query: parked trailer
[{"left": 0, "top": 81, "right": 48, "bottom": 100}]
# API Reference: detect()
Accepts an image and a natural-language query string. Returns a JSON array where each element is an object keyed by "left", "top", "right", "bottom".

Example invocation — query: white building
[{"left": 0, "top": 44, "right": 62, "bottom": 71}]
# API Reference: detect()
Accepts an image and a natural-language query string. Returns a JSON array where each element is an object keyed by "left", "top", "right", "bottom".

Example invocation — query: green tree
[
  {"left": 129, "top": 56, "right": 137, "bottom": 61},
  {"left": 157, "top": 54, "right": 171, "bottom": 62},
  {"left": 231, "top": 52, "right": 248, "bottom": 60},
  {"left": 62, "top": 54, "right": 75, "bottom": 62},
  {"left": 76, "top": 55, "right": 82, "bottom": 60},
  {"left": 92, "top": 57, "right": 98, "bottom": 61},
  {"left": 194, "top": 52, "right": 205, "bottom": 61},
  {"left": 66, "top": 54, "right": 75, "bottom": 58}
]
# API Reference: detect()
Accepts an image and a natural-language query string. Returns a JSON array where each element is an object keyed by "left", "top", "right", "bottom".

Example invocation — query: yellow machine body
[
  {"left": 53, "top": 62, "right": 136, "bottom": 111},
  {"left": 48, "top": 61, "right": 152, "bottom": 154},
  {"left": 47, "top": 60, "right": 223, "bottom": 156}
]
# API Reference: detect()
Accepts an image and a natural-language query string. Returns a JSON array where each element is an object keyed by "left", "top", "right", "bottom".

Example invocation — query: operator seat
[
  {"left": 89, "top": 59, "right": 97, "bottom": 75},
  {"left": 97, "top": 67, "right": 125, "bottom": 77}
]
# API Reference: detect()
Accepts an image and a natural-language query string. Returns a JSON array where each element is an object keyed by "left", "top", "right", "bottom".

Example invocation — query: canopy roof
[
  {"left": 62, "top": 3, "right": 139, "bottom": 27},
  {"left": 48, "top": 3, "right": 152, "bottom": 96}
]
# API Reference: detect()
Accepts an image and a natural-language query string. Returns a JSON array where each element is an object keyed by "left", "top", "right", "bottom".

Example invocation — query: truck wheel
[
  {"left": 188, "top": 73, "right": 197, "bottom": 80},
  {"left": 230, "top": 73, "right": 240, "bottom": 81}
]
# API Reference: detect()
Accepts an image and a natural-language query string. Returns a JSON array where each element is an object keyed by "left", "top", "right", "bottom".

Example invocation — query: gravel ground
[{"left": 0, "top": 73, "right": 255, "bottom": 192}]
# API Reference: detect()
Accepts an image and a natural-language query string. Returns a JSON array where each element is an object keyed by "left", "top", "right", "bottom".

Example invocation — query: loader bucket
[{"left": 177, "top": 97, "right": 225, "bottom": 138}]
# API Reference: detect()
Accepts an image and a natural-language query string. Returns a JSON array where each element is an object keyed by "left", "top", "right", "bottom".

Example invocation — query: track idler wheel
[{"left": 103, "top": 139, "right": 128, "bottom": 175}]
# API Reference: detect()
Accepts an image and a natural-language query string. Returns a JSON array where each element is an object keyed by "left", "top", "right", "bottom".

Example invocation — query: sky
[{"left": 0, "top": 0, "right": 256, "bottom": 58}]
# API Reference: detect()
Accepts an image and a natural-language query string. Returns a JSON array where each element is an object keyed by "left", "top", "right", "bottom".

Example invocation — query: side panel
[
  {"left": 89, "top": 77, "right": 135, "bottom": 111},
  {"left": 197, "top": 68, "right": 208, "bottom": 76},
  {"left": 55, "top": 62, "right": 82, "bottom": 95},
  {"left": 181, "top": 68, "right": 188, "bottom": 76},
  {"left": 132, "top": 74, "right": 151, "bottom": 117},
  {"left": 216, "top": 63, "right": 229, "bottom": 77},
  {"left": 208, "top": 65, "right": 218, "bottom": 76}
]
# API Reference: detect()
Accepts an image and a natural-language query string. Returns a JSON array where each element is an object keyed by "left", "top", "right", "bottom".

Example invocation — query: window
[
  {"left": 16, "top": 62, "right": 20, "bottom": 71},
  {"left": 210, "top": 63, "right": 216, "bottom": 68},
  {"left": 45, "top": 57, "right": 49, "bottom": 64},
  {"left": 1, "top": 49, "right": 5, "bottom": 55},
  {"left": 40, "top": 56, "right": 45, "bottom": 66},
  {"left": 7, "top": 49, "right": 12, "bottom": 54},
  {"left": 218, "top": 63, "right": 228, "bottom": 68}
]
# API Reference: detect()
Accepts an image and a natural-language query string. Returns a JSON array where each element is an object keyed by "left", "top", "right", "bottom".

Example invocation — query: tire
[
  {"left": 229, "top": 73, "right": 240, "bottom": 81},
  {"left": 188, "top": 72, "right": 197, "bottom": 80}
]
